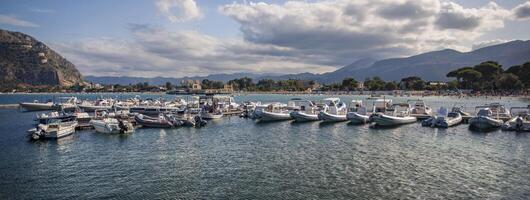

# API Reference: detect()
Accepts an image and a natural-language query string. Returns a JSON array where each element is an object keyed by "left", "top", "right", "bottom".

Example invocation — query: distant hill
[
  {"left": 84, "top": 72, "right": 279, "bottom": 85},
  {"left": 85, "top": 40, "right": 530, "bottom": 85},
  {"left": 0, "top": 29, "right": 83, "bottom": 87},
  {"left": 346, "top": 40, "right": 530, "bottom": 81}
]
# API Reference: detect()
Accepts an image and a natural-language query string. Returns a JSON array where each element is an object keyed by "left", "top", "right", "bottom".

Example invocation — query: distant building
[
  {"left": 222, "top": 84, "right": 233, "bottom": 93},
  {"left": 192, "top": 83, "right": 202, "bottom": 91},
  {"left": 428, "top": 81, "right": 447, "bottom": 86},
  {"left": 357, "top": 81, "right": 364, "bottom": 89}
]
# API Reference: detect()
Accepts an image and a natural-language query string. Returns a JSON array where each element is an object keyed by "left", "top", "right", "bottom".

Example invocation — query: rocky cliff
[{"left": 0, "top": 29, "right": 83, "bottom": 87}]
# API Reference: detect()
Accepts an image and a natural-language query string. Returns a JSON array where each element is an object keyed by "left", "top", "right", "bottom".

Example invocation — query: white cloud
[
  {"left": 155, "top": 0, "right": 202, "bottom": 22},
  {"left": 512, "top": 1, "right": 530, "bottom": 19},
  {"left": 54, "top": 0, "right": 525, "bottom": 78},
  {"left": 219, "top": 0, "right": 513, "bottom": 61},
  {"left": 0, "top": 14, "right": 39, "bottom": 27},
  {"left": 53, "top": 25, "right": 334, "bottom": 77},
  {"left": 29, "top": 8, "right": 55, "bottom": 14}
]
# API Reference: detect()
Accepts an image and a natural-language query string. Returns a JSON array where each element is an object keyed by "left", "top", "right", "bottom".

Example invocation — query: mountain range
[{"left": 86, "top": 40, "right": 530, "bottom": 85}]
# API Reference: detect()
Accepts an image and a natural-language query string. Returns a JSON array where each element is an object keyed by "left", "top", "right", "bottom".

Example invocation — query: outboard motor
[
  {"left": 194, "top": 115, "right": 207, "bottom": 127},
  {"left": 516, "top": 117, "right": 524, "bottom": 131}
]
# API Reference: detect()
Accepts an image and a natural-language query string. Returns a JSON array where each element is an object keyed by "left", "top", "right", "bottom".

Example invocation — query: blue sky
[{"left": 1, "top": 0, "right": 530, "bottom": 77}]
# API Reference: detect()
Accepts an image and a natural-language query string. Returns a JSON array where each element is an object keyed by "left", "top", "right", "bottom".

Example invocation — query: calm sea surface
[{"left": 1, "top": 93, "right": 529, "bottom": 199}]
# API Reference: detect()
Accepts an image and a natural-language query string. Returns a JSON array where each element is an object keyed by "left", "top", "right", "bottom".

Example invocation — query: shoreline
[{"left": 1, "top": 91, "right": 529, "bottom": 98}]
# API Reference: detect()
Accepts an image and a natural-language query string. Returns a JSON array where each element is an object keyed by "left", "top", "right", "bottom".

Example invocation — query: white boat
[
  {"left": 348, "top": 97, "right": 393, "bottom": 124},
  {"left": 318, "top": 98, "right": 348, "bottom": 122},
  {"left": 408, "top": 99, "right": 433, "bottom": 120},
  {"left": 422, "top": 107, "right": 462, "bottom": 128},
  {"left": 254, "top": 103, "right": 292, "bottom": 122},
  {"left": 469, "top": 103, "right": 510, "bottom": 131},
  {"left": 78, "top": 99, "right": 114, "bottom": 111},
  {"left": 28, "top": 119, "right": 77, "bottom": 140},
  {"left": 289, "top": 99, "right": 321, "bottom": 122},
  {"left": 19, "top": 100, "right": 55, "bottom": 111},
  {"left": 135, "top": 114, "right": 181, "bottom": 128},
  {"left": 371, "top": 103, "right": 417, "bottom": 126},
  {"left": 200, "top": 102, "right": 224, "bottom": 119},
  {"left": 346, "top": 100, "right": 370, "bottom": 124},
  {"left": 54, "top": 97, "right": 78, "bottom": 111},
  {"left": 90, "top": 118, "right": 134, "bottom": 134},
  {"left": 502, "top": 106, "right": 530, "bottom": 132}
]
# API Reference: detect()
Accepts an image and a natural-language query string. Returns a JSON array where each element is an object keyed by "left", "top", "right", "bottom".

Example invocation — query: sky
[{"left": 1, "top": 0, "right": 530, "bottom": 78}]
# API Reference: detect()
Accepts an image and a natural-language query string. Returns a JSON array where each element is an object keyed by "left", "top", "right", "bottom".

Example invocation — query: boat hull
[
  {"left": 346, "top": 112, "right": 370, "bottom": 124},
  {"left": 318, "top": 112, "right": 348, "bottom": 122},
  {"left": 19, "top": 102, "right": 54, "bottom": 111},
  {"left": 502, "top": 117, "right": 530, "bottom": 132},
  {"left": 90, "top": 120, "right": 121, "bottom": 134},
  {"left": 255, "top": 110, "right": 292, "bottom": 122},
  {"left": 469, "top": 116, "right": 503, "bottom": 131},
  {"left": 372, "top": 114, "right": 417, "bottom": 126},
  {"left": 134, "top": 115, "right": 175, "bottom": 128},
  {"left": 201, "top": 112, "right": 223, "bottom": 120},
  {"left": 290, "top": 111, "right": 319, "bottom": 122}
]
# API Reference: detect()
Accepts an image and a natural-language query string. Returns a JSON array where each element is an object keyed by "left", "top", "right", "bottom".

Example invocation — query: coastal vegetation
[{"left": 446, "top": 61, "right": 530, "bottom": 90}]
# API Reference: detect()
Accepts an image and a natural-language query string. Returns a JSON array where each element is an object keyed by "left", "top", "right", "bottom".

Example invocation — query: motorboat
[
  {"left": 289, "top": 99, "right": 321, "bottom": 122},
  {"left": 502, "top": 106, "right": 530, "bottom": 132},
  {"left": 421, "top": 107, "right": 462, "bottom": 128},
  {"left": 254, "top": 103, "right": 292, "bottom": 122},
  {"left": 28, "top": 117, "right": 77, "bottom": 140},
  {"left": 90, "top": 118, "right": 134, "bottom": 134},
  {"left": 318, "top": 98, "right": 348, "bottom": 122},
  {"left": 34, "top": 111, "right": 77, "bottom": 125},
  {"left": 408, "top": 99, "right": 433, "bottom": 120},
  {"left": 346, "top": 100, "right": 370, "bottom": 124},
  {"left": 200, "top": 104, "right": 223, "bottom": 120},
  {"left": 371, "top": 103, "right": 417, "bottom": 126},
  {"left": 19, "top": 100, "right": 55, "bottom": 111},
  {"left": 469, "top": 103, "right": 510, "bottom": 131},
  {"left": 347, "top": 97, "right": 393, "bottom": 124},
  {"left": 134, "top": 114, "right": 182, "bottom": 128},
  {"left": 78, "top": 99, "right": 114, "bottom": 111},
  {"left": 53, "top": 97, "right": 78, "bottom": 112}
]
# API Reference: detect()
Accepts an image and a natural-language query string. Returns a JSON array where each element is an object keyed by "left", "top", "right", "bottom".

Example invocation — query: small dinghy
[
  {"left": 90, "top": 118, "right": 134, "bottom": 134},
  {"left": 289, "top": 100, "right": 320, "bottom": 122},
  {"left": 28, "top": 118, "right": 78, "bottom": 140},
  {"left": 502, "top": 106, "right": 530, "bottom": 132},
  {"left": 200, "top": 104, "right": 223, "bottom": 120},
  {"left": 371, "top": 103, "right": 417, "bottom": 127},
  {"left": 408, "top": 99, "right": 433, "bottom": 120},
  {"left": 134, "top": 114, "right": 182, "bottom": 128},
  {"left": 422, "top": 107, "right": 462, "bottom": 128},
  {"left": 254, "top": 103, "right": 292, "bottom": 122},
  {"left": 318, "top": 98, "right": 348, "bottom": 122},
  {"left": 346, "top": 100, "right": 370, "bottom": 124},
  {"left": 469, "top": 103, "right": 510, "bottom": 131}
]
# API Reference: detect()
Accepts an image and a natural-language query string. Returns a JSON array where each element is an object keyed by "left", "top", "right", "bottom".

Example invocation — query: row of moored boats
[
  {"left": 21, "top": 96, "right": 530, "bottom": 140},
  {"left": 245, "top": 97, "right": 530, "bottom": 132},
  {"left": 22, "top": 95, "right": 240, "bottom": 140}
]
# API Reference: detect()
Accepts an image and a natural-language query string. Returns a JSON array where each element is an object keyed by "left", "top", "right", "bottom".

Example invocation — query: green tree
[
  {"left": 458, "top": 69, "right": 482, "bottom": 89},
  {"left": 165, "top": 82, "right": 173, "bottom": 90},
  {"left": 341, "top": 78, "right": 358, "bottom": 91},
  {"left": 384, "top": 81, "right": 397, "bottom": 90},
  {"left": 496, "top": 73, "right": 523, "bottom": 90},
  {"left": 473, "top": 61, "right": 503, "bottom": 89}
]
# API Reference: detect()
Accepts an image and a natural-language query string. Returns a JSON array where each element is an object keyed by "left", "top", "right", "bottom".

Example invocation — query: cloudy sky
[{"left": 1, "top": 0, "right": 530, "bottom": 78}]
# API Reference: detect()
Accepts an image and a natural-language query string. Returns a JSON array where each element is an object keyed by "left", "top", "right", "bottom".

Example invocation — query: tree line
[{"left": 446, "top": 61, "right": 530, "bottom": 90}]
